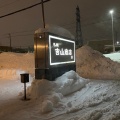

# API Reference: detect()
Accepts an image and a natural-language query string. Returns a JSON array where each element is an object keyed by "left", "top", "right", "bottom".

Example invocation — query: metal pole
[
  {"left": 41, "top": 0, "right": 45, "bottom": 28},
  {"left": 24, "top": 82, "right": 26, "bottom": 100},
  {"left": 111, "top": 13, "right": 115, "bottom": 52}
]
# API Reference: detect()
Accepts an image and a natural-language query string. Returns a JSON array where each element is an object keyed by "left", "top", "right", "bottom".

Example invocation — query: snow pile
[
  {"left": 28, "top": 79, "right": 55, "bottom": 99},
  {"left": 0, "top": 52, "right": 34, "bottom": 76},
  {"left": 27, "top": 70, "right": 88, "bottom": 113},
  {"left": 41, "top": 100, "right": 53, "bottom": 113},
  {"left": 1, "top": 45, "right": 120, "bottom": 80},
  {"left": 27, "top": 79, "right": 63, "bottom": 113},
  {"left": 76, "top": 45, "right": 120, "bottom": 80},
  {"left": 55, "top": 70, "right": 88, "bottom": 96}
]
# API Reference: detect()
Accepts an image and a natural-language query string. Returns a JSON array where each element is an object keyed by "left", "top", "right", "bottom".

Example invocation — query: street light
[
  {"left": 109, "top": 9, "right": 115, "bottom": 52},
  {"left": 117, "top": 41, "right": 119, "bottom": 45}
]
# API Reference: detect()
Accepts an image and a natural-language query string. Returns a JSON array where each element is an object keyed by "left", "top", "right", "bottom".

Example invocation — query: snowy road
[{"left": 1, "top": 78, "right": 120, "bottom": 120}]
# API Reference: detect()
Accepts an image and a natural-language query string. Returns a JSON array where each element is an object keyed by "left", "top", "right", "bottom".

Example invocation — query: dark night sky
[{"left": 0, "top": 0, "right": 120, "bottom": 48}]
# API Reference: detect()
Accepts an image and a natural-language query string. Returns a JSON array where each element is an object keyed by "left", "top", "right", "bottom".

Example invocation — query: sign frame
[{"left": 48, "top": 34, "right": 75, "bottom": 66}]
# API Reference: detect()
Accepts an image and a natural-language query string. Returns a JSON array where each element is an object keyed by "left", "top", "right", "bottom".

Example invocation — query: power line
[
  {"left": 0, "top": 16, "right": 118, "bottom": 38},
  {"left": 0, "top": 0, "right": 51, "bottom": 19},
  {"left": 63, "top": 16, "right": 120, "bottom": 30},
  {"left": 0, "top": 13, "right": 120, "bottom": 39}
]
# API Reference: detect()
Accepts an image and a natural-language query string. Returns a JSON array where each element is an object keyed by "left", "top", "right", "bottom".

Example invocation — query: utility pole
[
  {"left": 8, "top": 33, "right": 12, "bottom": 51},
  {"left": 35, "top": 0, "right": 50, "bottom": 69},
  {"left": 115, "top": 31, "right": 118, "bottom": 44},
  {"left": 75, "top": 6, "right": 83, "bottom": 49},
  {"left": 41, "top": 0, "right": 50, "bottom": 28},
  {"left": 41, "top": 0, "right": 45, "bottom": 28},
  {"left": 40, "top": 0, "right": 50, "bottom": 78}
]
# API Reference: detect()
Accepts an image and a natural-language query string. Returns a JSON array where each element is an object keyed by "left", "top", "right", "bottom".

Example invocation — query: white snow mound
[
  {"left": 76, "top": 45, "right": 120, "bottom": 80},
  {"left": 55, "top": 70, "right": 88, "bottom": 96}
]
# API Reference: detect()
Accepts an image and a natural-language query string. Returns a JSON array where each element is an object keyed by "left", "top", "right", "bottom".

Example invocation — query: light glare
[
  {"left": 109, "top": 10, "right": 114, "bottom": 14},
  {"left": 117, "top": 41, "right": 119, "bottom": 44}
]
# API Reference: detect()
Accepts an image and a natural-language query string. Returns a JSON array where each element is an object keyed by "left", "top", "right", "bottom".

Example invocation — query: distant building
[
  {"left": 0, "top": 46, "right": 12, "bottom": 52},
  {"left": 87, "top": 39, "right": 120, "bottom": 53},
  {"left": 0, "top": 46, "right": 34, "bottom": 53}
]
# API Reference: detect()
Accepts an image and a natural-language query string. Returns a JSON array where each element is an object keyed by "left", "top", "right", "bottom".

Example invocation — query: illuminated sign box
[
  {"left": 49, "top": 35, "right": 75, "bottom": 66},
  {"left": 34, "top": 32, "right": 76, "bottom": 80}
]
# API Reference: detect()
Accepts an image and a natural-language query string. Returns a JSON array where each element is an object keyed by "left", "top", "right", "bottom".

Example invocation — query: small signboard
[{"left": 20, "top": 73, "right": 29, "bottom": 83}]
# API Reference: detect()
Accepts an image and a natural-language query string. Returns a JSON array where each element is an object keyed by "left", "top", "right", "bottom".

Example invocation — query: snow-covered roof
[{"left": 35, "top": 24, "right": 75, "bottom": 39}]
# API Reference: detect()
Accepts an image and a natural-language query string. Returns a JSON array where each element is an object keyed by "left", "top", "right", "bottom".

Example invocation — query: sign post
[{"left": 20, "top": 73, "right": 30, "bottom": 100}]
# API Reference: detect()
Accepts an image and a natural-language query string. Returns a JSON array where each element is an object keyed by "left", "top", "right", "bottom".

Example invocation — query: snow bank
[
  {"left": 55, "top": 70, "right": 88, "bottom": 96},
  {"left": 1, "top": 45, "right": 120, "bottom": 80},
  {"left": 41, "top": 100, "right": 53, "bottom": 113},
  {"left": 28, "top": 71, "right": 88, "bottom": 97},
  {"left": 28, "top": 79, "right": 55, "bottom": 99},
  {"left": 76, "top": 45, "right": 120, "bottom": 80},
  {"left": 27, "top": 79, "right": 63, "bottom": 113},
  {"left": 0, "top": 52, "right": 34, "bottom": 76},
  {"left": 27, "top": 70, "right": 88, "bottom": 113}
]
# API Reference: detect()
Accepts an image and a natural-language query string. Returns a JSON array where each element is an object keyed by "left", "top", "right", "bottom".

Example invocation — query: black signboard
[{"left": 49, "top": 35, "right": 75, "bottom": 66}]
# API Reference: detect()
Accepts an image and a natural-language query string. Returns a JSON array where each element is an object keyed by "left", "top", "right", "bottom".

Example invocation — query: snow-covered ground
[
  {"left": 104, "top": 52, "right": 120, "bottom": 63},
  {"left": 1, "top": 45, "right": 120, "bottom": 120}
]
